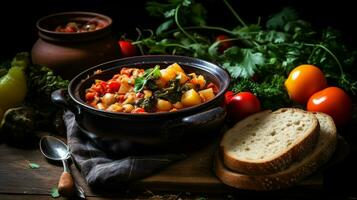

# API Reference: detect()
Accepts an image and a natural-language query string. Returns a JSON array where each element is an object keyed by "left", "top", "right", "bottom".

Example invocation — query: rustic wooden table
[{"left": 1, "top": 130, "right": 354, "bottom": 200}]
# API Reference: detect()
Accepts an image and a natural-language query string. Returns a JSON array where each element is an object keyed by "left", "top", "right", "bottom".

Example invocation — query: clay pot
[{"left": 31, "top": 12, "right": 120, "bottom": 79}]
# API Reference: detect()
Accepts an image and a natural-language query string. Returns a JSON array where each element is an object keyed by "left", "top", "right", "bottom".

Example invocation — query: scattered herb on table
[
  {"left": 28, "top": 162, "right": 40, "bottom": 169},
  {"left": 134, "top": 0, "right": 357, "bottom": 109},
  {"left": 51, "top": 187, "right": 60, "bottom": 198}
]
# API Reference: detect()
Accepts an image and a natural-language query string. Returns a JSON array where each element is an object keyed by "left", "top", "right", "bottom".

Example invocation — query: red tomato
[
  {"left": 226, "top": 92, "right": 261, "bottom": 123},
  {"left": 100, "top": 81, "right": 108, "bottom": 89},
  {"left": 117, "top": 94, "right": 125, "bottom": 102},
  {"left": 118, "top": 40, "right": 137, "bottom": 57},
  {"left": 307, "top": 87, "right": 352, "bottom": 126},
  {"left": 135, "top": 92, "right": 144, "bottom": 98},
  {"left": 216, "top": 35, "right": 232, "bottom": 53},
  {"left": 64, "top": 26, "right": 77, "bottom": 33},
  {"left": 107, "top": 81, "right": 120, "bottom": 93},
  {"left": 285, "top": 64, "right": 327, "bottom": 104},
  {"left": 207, "top": 83, "right": 219, "bottom": 94},
  {"left": 224, "top": 91, "right": 234, "bottom": 104},
  {"left": 93, "top": 84, "right": 105, "bottom": 95},
  {"left": 85, "top": 92, "right": 96, "bottom": 101},
  {"left": 132, "top": 108, "right": 146, "bottom": 113}
]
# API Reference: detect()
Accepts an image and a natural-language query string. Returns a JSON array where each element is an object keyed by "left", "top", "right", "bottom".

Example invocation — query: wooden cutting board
[{"left": 130, "top": 136, "right": 347, "bottom": 193}]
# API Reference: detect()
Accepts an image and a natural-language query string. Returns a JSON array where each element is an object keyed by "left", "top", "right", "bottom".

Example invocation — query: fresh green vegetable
[
  {"left": 155, "top": 78, "right": 189, "bottom": 103},
  {"left": 134, "top": 0, "right": 357, "bottom": 109},
  {"left": 25, "top": 62, "right": 69, "bottom": 130},
  {"left": 0, "top": 107, "right": 36, "bottom": 145},
  {"left": 136, "top": 96, "right": 157, "bottom": 112},
  {"left": 0, "top": 53, "right": 69, "bottom": 144},
  {"left": 134, "top": 65, "right": 161, "bottom": 92},
  {"left": 26, "top": 64, "right": 69, "bottom": 99},
  {"left": 0, "top": 53, "right": 28, "bottom": 120}
]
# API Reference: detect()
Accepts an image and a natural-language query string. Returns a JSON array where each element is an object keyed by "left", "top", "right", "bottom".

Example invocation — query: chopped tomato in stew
[{"left": 85, "top": 63, "right": 218, "bottom": 113}]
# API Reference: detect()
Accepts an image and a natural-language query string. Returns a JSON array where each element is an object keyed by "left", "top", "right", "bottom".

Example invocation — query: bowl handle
[{"left": 51, "top": 89, "right": 80, "bottom": 115}]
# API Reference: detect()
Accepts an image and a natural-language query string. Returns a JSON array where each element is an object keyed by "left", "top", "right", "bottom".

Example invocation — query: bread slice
[
  {"left": 214, "top": 112, "right": 337, "bottom": 190},
  {"left": 220, "top": 108, "right": 320, "bottom": 175}
]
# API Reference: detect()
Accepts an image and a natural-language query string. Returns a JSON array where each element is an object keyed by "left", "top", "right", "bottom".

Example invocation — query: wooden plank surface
[{"left": 0, "top": 134, "right": 334, "bottom": 199}]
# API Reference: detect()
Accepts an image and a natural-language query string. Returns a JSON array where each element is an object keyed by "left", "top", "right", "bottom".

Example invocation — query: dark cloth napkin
[{"left": 63, "top": 111, "right": 186, "bottom": 187}]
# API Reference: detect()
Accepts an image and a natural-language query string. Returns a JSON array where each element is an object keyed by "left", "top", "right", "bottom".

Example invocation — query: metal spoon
[{"left": 39, "top": 136, "right": 84, "bottom": 198}]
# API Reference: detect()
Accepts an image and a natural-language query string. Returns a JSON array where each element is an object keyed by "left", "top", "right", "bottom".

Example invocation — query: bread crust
[
  {"left": 215, "top": 112, "right": 337, "bottom": 191},
  {"left": 220, "top": 108, "right": 320, "bottom": 175}
]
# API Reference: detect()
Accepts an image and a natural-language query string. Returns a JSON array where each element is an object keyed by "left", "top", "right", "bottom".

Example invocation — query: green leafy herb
[
  {"left": 232, "top": 76, "right": 293, "bottom": 110},
  {"left": 134, "top": 0, "right": 357, "bottom": 109},
  {"left": 155, "top": 78, "right": 186, "bottom": 103},
  {"left": 134, "top": 65, "right": 161, "bottom": 92},
  {"left": 221, "top": 48, "right": 265, "bottom": 79},
  {"left": 26, "top": 65, "right": 69, "bottom": 98},
  {"left": 51, "top": 187, "right": 60, "bottom": 198},
  {"left": 28, "top": 162, "right": 40, "bottom": 169},
  {"left": 136, "top": 96, "right": 157, "bottom": 112}
]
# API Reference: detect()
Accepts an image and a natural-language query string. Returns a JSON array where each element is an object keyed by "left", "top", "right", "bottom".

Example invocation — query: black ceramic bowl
[{"left": 52, "top": 55, "right": 230, "bottom": 151}]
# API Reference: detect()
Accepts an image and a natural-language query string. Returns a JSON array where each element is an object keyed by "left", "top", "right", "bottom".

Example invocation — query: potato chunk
[
  {"left": 166, "top": 63, "right": 184, "bottom": 73},
  {"left": 176, "top": 72, "right": 189, "bottom": 84},
  {"left": 160, "top": 68, "right": 176, "bottom": 83},
  {"left": 181, "top": 89, "right": 202, "bottom": 106},
  {"left": 156, "top": 99, "right": 172, "bottom": 111},
  {"left": 101, "top": 93, "right": 116, "bottom": 107},
  {"left": 118, "top": 83, "right": 131, "bottom": 94},
  {"left": 199, "top": 88, "right": 215, "bottom": 102}
]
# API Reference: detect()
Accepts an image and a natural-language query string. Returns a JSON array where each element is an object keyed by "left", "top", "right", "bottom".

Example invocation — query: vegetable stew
[{"left": 85, "top": 63, "right": 218, "bottom": 113}]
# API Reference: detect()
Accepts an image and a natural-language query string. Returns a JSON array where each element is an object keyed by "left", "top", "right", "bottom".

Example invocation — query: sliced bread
[
  {"left": 214, "top": 112, "right": 337, "bottom": 191},
  {"left": 220, "top": 108, "right": 320, "bottom": 175}
]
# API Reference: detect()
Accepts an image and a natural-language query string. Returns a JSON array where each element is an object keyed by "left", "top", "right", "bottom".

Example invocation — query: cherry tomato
[
  {"left": 226, "top": 92, "right": 261, "bottom": 123},
  {"left": 118, "top": 40, "right": 137, "bottom": 57},
  {"left": 224, "top": 91, "right": 234, "bottom": 104},
  {"left": 307, "top": 87, "right": 352, "bottom": 126},
  {"left": 216, "top": 35, "right": 232, "bottom": 53},
  {"left": 285, "top": 64, "right": 327, "bottom": 104}
]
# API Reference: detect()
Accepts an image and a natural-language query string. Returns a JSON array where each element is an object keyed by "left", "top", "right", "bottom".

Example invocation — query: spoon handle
[
  {"left": 58, "top": 160, "right": 74, "bottom": 197},
  {"left": 58, "top": 171, "right": 74, "bottom": 196}
]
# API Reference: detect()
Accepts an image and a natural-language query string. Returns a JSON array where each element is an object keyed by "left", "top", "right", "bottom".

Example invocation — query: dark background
[{"left": 1, "top": 0, "right": 357, "bottom": 60}]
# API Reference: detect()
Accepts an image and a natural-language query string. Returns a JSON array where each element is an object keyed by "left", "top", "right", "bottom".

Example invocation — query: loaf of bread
[
  {"left": 220, "top": 108, "right": 320, "bottom": 175},
  {"left": 215, "top": 112, "right": 337, "bottom": 190}
]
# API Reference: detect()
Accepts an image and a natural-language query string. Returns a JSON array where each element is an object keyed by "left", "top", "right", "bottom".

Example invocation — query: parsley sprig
[{"left": 134, "top": 65, "right": 161, "bottom": 92}]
